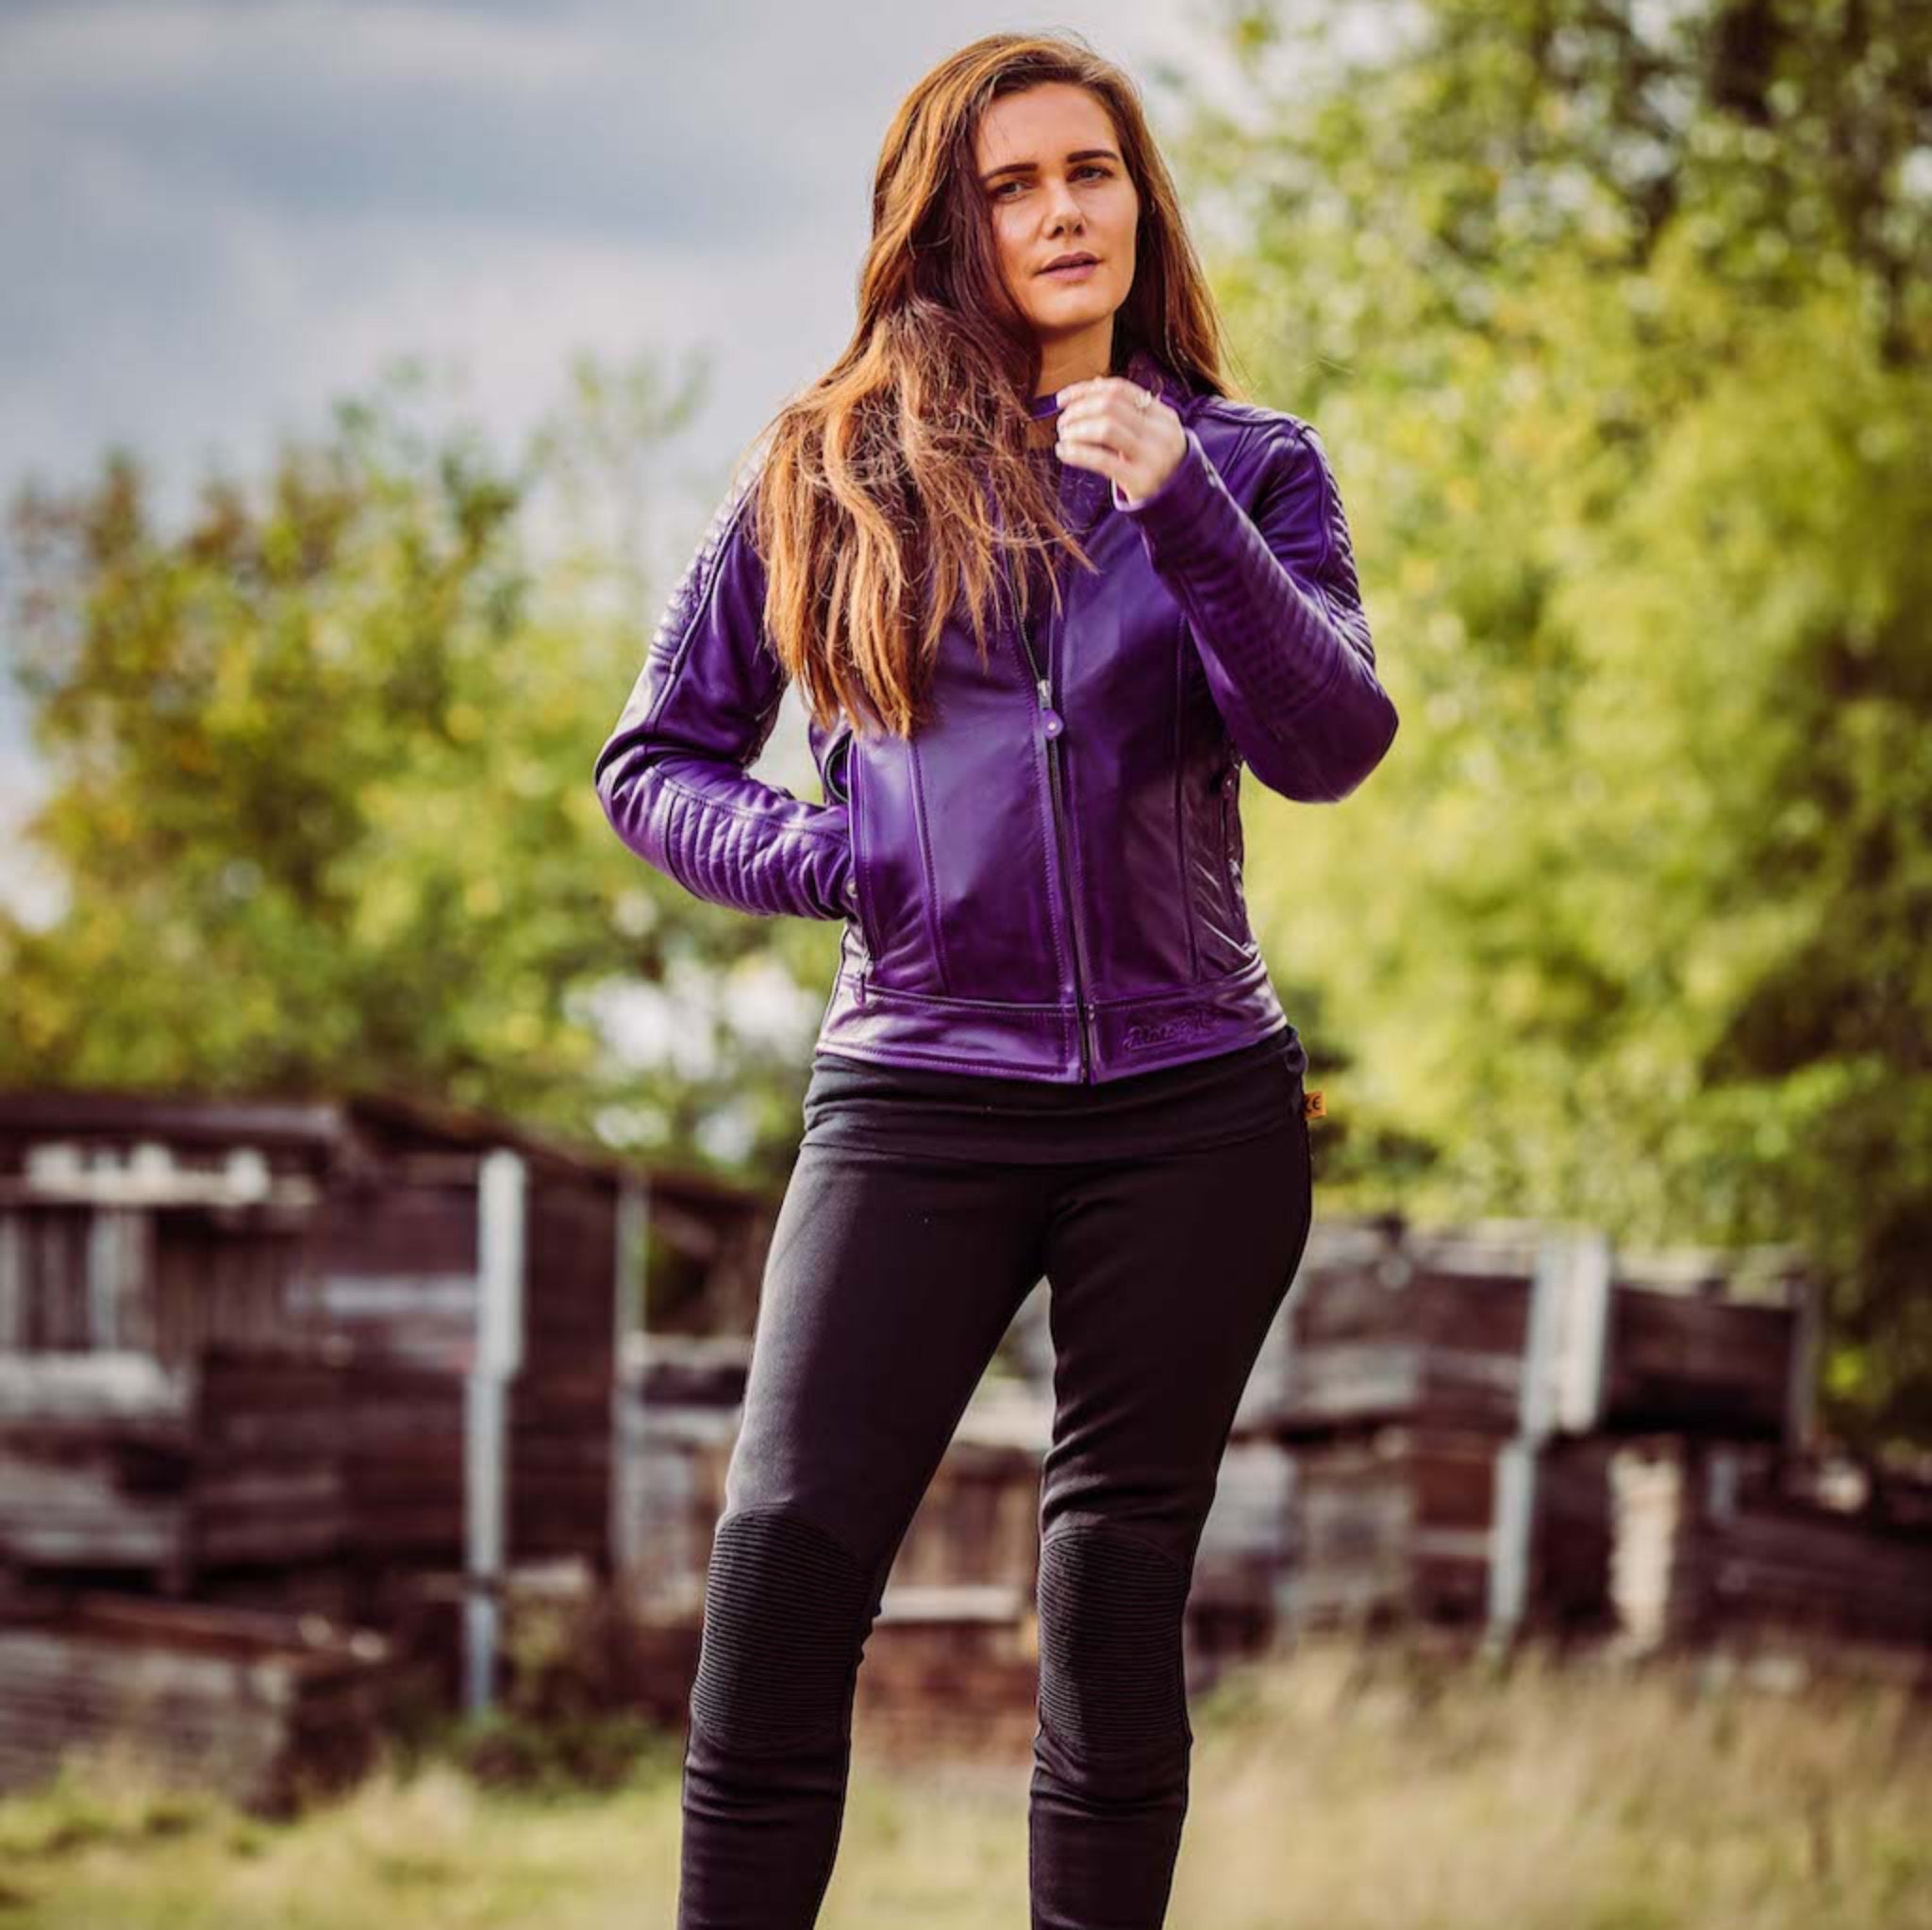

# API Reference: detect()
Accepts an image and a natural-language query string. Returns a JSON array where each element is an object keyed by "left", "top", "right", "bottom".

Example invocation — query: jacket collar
[{"left": 1121, "top": 343, "right": 1190, "bottom": 413}]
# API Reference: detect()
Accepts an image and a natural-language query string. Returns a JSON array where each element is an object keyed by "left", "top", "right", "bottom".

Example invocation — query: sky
[{"left": 0, "top": 0, "right": 1257, "bottom": 928}]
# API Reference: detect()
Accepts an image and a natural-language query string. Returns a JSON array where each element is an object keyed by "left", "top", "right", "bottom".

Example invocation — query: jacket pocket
[
  {"left": 820, "top": 731, "right": 864, "bottom": 935},
  {"left": 843, "top": 740, "right": 883, "bottom": 961},
  {"left": 823, "top": 729, "right": 854, "bottom": 807}
]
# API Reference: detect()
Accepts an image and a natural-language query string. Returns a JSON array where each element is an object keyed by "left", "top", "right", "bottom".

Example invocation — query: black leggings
[{"left": 676, "top": 1109, "right": 1314, "bottom": 1928}]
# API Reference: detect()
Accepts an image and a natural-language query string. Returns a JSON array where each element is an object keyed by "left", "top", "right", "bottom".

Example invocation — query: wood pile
[
  {"left": 612, "top": 1359, "right": 1052, "bottom": 1755},
  {"left": 1241, "top": 1235, "right": 1532, "bottom": 1438},
  {"left": 613, "top": 1399, "right": 738, "bottom": 1622},
  {"left": 609, "top": 1205, "right": 1927, "bottom": 1745},
  {"left": 856, "top": 1584, "right": 1041, "bottom": 1763},
  {"left": 613, "top": 1351, "right": 1049, "bottom": 1617},
  {"left": 1610, "top": 1438, "right": 1932, "bottom": 1653},
  {"left": 610, "top": 1334, "right": 748, "bottom": 1622},
  {"left": 1604, "top": 1263, "right": 1807, "bottom": 1441},
  {"left": 0, "top": 1340, "right": 613, "bottom": 1596},
  {"left": 1222, "top": 1224, "right": 1620, "bottom": 1639},
  {"left": 887, "top": 1381, "right": 1045, "bottom": 1596},
  {"left": 1238, "top": 1223, "right": 1812, "bottom": 1448},
  {"left": 0, "top": 1351, "right": 345, "bottom": 1587},
  {"left": 1274, "top": 1425, "right": 1615, "bottom": 1636},
  {"left": 189, "top": 1346, "right": 350, "bottom": 1567},
  {"left": 0, "top": 1586, "right": 423, "bottom": 1815},
  {"left": 0, "top": 1085, "right": 802, "bottom": 1783},
  {"left": 1213, "top": 1216, "right": 1849, "bottom": 1650}
]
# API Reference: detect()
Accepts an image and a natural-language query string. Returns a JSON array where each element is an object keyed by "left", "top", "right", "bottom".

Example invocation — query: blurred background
[{"left": 2, "top": 3, "right": 1929, "bottom": 1925}]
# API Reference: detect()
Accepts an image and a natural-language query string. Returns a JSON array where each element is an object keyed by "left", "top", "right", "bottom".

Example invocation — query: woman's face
[{"left": 974, "top": 82, "right": 1139, "bottom": 353}]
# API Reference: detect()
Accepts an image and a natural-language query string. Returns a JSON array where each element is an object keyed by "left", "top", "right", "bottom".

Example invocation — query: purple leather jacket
[{"left": 593, "top": 346, "right": 1398, "bottom": 1084}]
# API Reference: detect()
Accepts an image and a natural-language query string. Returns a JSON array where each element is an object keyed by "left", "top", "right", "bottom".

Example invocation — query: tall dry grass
[
  {"left": 0, "top": 1632, "right": 1925, "bottom": 1928},
  {"left": 1158, "top": 1634, "right": 1932, "bottom": 1930}
]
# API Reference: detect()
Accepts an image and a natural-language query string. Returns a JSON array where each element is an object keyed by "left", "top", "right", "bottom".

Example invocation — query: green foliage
[
  {"left": 0, "top": 354, "right": 832, "bottom": 1173},
  {"left": 1182, "top": 0, "right": 1932, "bottom": 1445}
]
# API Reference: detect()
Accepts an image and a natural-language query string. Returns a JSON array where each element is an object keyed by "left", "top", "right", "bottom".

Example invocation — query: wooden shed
[{"left": 0, "top": 1090, "right": 774, "bottom": 1635}]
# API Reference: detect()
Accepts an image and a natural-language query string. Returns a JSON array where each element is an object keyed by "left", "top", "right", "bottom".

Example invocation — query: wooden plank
[
  {"left": 1605, "top": 1290, "right": 1795, "bottom": 1439},
  {"left": 0, "top": 1591, "right": 411, "bottom": 1813}
]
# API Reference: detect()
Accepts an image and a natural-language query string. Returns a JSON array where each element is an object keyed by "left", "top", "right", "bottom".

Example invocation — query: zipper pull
[{"left": 1036, "top": 676, "right": 1064, "bottom": 740}]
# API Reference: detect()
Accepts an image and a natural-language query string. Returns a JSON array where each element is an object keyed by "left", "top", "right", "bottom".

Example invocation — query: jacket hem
[{"left": 812, "top": 951, "right": 1288, "bottom": 1085}]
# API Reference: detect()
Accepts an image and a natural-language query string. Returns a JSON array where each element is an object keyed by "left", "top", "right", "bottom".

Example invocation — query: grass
[{"left": 1, "top": 1634, "right": 1928, "bottom": 1929}]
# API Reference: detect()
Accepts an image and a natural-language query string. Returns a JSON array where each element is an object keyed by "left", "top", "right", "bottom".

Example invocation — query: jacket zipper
[
  {"left": 1007, "top": 545, "right": 1096, "bottom": 1081},
  {"left": 849, "top": 740, "right": 874, "bottom": 1007},
  {"left": 1220, "top": 767, "right": 1246, "bottom": 924}
]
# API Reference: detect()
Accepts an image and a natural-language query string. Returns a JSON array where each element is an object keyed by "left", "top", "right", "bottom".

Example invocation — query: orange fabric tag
[{"left": 1303, "top": 1088, "right": 1326, "bottom": 1121}]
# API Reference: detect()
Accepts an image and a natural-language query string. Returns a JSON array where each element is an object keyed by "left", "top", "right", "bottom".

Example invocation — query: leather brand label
[
  {"left": 1122, "top": 1007, "right": 1215, "bottom": 1052},
  {"left": 1304, "top": 1088, "right": 1325, "bottom": 1120}
]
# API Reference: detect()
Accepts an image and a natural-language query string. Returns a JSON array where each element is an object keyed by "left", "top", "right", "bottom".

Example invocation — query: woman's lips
[{"left": 1041, "top": 258, "right": 1100, "bottom": 278}]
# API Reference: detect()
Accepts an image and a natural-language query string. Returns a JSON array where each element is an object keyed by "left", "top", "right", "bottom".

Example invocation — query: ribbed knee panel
[
  {"left": 1036, "top": 1523, "right": 1192, "bottom": 1759},
  {"left": 690, "top": 1506, "right": 872, "bottom": 1755}
]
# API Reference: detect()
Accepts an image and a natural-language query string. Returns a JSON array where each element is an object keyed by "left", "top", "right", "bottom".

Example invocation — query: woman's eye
[{"left": 992, "top": 165, "right": 1111, "bottom": 199}]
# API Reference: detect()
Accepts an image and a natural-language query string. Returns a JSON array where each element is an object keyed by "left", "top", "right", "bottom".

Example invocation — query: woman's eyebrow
[{"left": 978, "top": 146, "right": 1121, "bottom": 185}]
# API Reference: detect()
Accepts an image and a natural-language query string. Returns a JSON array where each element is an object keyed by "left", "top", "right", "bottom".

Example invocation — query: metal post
[
  {"left": 609, "top": 1173, "right": 648, "bottom": 1577},
  {"left": 466, "top": 1149, "right": 526, "bottom": 1718},
  {"left": 1487, "top": 1226, "right": 1612, "bottom": 1647}
]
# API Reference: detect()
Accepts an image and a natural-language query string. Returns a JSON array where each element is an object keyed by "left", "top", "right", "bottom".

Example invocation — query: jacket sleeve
[
  {"left": 592, "top": 466, "right": 856, "bottom": 921},
  {"left": 1115, "top": 414, "right": 1398, "bottom": 803}
]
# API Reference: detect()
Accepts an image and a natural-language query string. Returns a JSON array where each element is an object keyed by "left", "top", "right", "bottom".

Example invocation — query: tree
[
  {"left": 1165, "top": 0, "right": 1932, "bottom": 1445},
  {"left": 1, "top": 353, "right": 840, "bottom": 1177}
]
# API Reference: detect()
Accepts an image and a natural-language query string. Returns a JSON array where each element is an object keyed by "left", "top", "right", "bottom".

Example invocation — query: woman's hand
[{"left": 1053, "top": 375, "right": 1187, "bottom": 506}]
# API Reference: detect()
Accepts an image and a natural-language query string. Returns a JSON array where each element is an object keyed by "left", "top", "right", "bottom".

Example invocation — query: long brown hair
[{"left": 738, "top": 31, "right": 1241, "bottom": 740}]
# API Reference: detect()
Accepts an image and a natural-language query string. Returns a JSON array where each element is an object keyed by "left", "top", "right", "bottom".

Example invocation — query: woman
[{"left": 594, "top": 30, "right": 1397, "bottom": 1929}]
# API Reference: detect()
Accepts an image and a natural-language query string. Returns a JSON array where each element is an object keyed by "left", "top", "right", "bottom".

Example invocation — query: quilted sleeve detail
[
  {"left": 1118, "top": 416, "right": 1399, "bottom": 804},
  {"left": 592, "top": 466, "right": 854, "bottom": 921}
]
